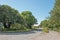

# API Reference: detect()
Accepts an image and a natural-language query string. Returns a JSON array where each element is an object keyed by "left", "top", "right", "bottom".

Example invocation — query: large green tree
[
  {"left": 49, "top": 0, "right": 60, "bottom": 30},
  {"left": 0, "top": 5, "right": 23, "bottom": 28},
  {"left": 39, "top": 0, "right": 60, "bottom": 31},
  {"left": 40, "top": 20, "right": 49, "bottom": 28},
  {"left": 21, "top": 11, "right": 37, "bottom": 29}
]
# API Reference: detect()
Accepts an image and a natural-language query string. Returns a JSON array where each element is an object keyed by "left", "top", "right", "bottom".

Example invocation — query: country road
[{"left": 0, "top": 29, "right": 60, "bottom": 40}]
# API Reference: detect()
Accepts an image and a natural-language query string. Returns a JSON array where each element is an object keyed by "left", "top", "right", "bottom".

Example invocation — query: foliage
[
  {"left": 0, "top": 5, "right": 23, "bottom": 28},
  {"left": 49, "top": 0, "right": 60, "bottom": 31},
  {"left": 21, "top": 11, "right": 37, "bottom": 29},
  {"left": 39, "top": 0, "right": 60, "bottom": 32},
  {"left": 0, "top": 5, "right": 37, "bottom": 31},
  {"left": 10, "top": 23, "right": 27, "bottom": 30},
  {"left": 42, "top": 27, "right": 49, "bottom": 33},
  {"left": 40, "top": 20, "right": 48, "bottom": 27}
]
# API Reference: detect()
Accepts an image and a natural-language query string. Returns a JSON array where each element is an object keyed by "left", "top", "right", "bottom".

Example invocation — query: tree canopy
[
  {"left": 0, "top": 5, "right": 37, "bottom": 30},
  {"left": 0, "top": 5, "right": 23, "bottom": 28},
  {"left": 21, "top": 11, "right": 37, "bottom": 29},
  {"left": 39, "top": 0, "right": 60, "bottom": 31}
]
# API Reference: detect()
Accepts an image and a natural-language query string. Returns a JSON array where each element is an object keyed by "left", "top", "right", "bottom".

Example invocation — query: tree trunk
[
  {"left": 3, "top": 22, "right": 11, "bottom": 29},
  {"left": 3, "top": 22, "right": 7, "bottom": 28},
  {"left": 7, "top": 22, "right": 11, "bottom": 28},
  {"left": 29, "top": 25, "right": 32, "bottom": 29}
]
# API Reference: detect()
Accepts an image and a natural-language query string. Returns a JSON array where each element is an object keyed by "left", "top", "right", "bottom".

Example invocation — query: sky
[{"left": 0, "top": 0, "right": 55, "bottom": 25}]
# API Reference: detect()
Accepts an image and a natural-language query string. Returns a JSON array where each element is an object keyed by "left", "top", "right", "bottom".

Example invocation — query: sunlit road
[{"left": 0, "top": 29, "right": 60, "bottom": 40}]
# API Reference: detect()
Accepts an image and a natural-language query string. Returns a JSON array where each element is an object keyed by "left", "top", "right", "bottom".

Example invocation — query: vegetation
[
  {"left": 0, "top": 5, "right": 24, "bottom": 29},
  {"left": 21, "top": 11, "right": 37, "bottom": 29},
  {"left": 0, "top": 0, "right": 60, "bottom": 32},
  {"left": 0, "top": 5, "right": 37, "bottom": 32},
  {"left": 40, "top": 0, "right": 60, "bottom": 32}
]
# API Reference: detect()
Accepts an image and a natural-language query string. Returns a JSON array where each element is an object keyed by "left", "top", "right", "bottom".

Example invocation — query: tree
[
  {"left": 49, "top": 0, "right": 60, "bottom": 30},
  {"left": 21, "top": 11, "right": 37, "bottom": 29},
  {"left": 0, "top": 5, "right": 23, "bottom": 29},
  {"left": 50, "top": 0, "right": 60, "bottom": 22},
  {"left": 40, "top": 20, "right": 49, "bottom": 28}
]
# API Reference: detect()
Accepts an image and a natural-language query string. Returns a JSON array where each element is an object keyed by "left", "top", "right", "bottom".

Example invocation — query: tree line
[
  {"left": 0, "top": 5, "right": 37, "bottom": 31},
  {"left": 40, "top": 0, "right": 60, "bottom": 32}
]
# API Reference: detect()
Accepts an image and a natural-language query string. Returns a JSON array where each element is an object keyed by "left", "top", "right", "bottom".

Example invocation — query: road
[{"left": 0, "top": 29, "right": 60, "bottom": 40}]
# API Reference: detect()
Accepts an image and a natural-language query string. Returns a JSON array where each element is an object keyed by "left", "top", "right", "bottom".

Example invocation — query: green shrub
[{"left": 43, "top": 27, "right": 49, "bottom": 33}]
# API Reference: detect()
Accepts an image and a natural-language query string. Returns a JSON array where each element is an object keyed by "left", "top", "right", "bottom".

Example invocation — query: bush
[{"left": 43, "top": 27, "right": 49, "bottom": 33}]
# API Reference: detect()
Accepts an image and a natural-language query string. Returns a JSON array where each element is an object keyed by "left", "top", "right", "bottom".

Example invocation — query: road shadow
[
  {"left": 33, "top": 28, "right": 42, "bottom": 31},
  {"left": 0, "top": 29, "right": 42, "bottom": 35}
]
